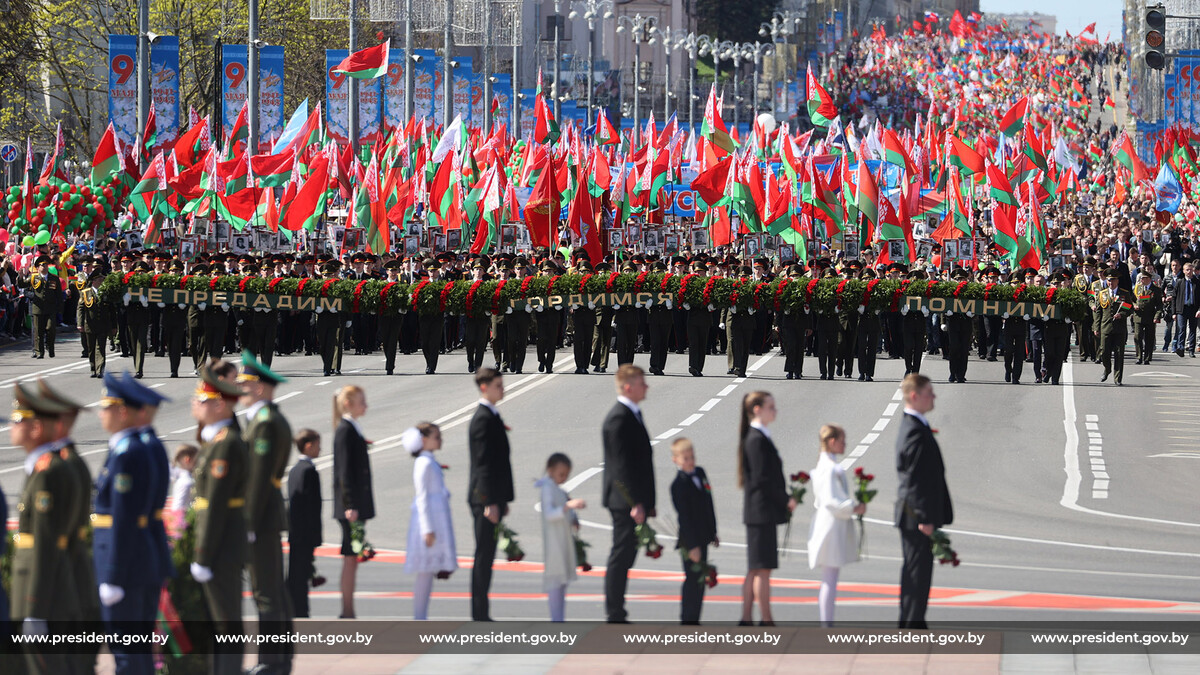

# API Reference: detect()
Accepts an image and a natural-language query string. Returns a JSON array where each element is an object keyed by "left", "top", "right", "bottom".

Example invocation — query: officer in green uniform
[
  {"left": 189, "top": 365, "right": 249, "bottom": 674},
  {"left": 77, "top": 267, "right": 117, "bottom": 378},
  {"left": 942, "top": 267, "right": 973, "bottom": 383},
  {"left": 22, "top": 254, "right": 63, "bottom": 359},
  {"left": 505, "top": 262, "right": 533, "bottom": 374},
  {"left": 37, "top": 378, "right": 100, "bottom": 673},
  {"left": 9, "top": 382, "right": 81, "bottom": 672},
  {"left": 534, "top": 260, "right": 563, "bottom": 373},
  {"left": 74, "top": 255, "right": 93, "bottom": 358},
  {"left": 126, "top": 260, "right": 152, "bottom": 378},
  {"left": 1132, "top": 270, "right": 1164, "bottom": 365},
  {"left": 590, "top": 262, "right": 615, "bottom": 373},
  {"left": 189, "top": 263, "right": 209, "bottom": 372},
  {"left": 316, "top": 260, "right": 346, "bottom": 376},
  {"left": 490, "top": 260, "right": 511, "bottom": 371},
  {"left": 613, "top": 262, "right": 640, "bottom": 366},
  {"left": 1095, "top": 268, "right": 1134, "bottom": 385},
  {"left": 1074, "top": 257, "right": 1101, "bottom": 361},
  {"left": 380, "top": 259, "right": 405, "bottom": 375},
  {"left": 164, "top": 259, "right": 189, "bottom": 377},
  {"left": 857, "top": 267, "right": 883, "bottom": 382},
  {"left": 237, "top": 351, "right": 295, "bottom": 674}
]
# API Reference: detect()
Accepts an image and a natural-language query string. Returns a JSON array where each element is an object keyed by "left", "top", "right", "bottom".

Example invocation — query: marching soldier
[
  {"left": 646, "top": 261, "right": 673, "bottom": 376},
  {"left": 92, "top": 373, "right": 160, "bottom": 673},
  {"left": 1132, "top": 270, "right": 1164, "bottom": 365},
  {"left": 380, "top": 260, "right": 405, "bottom": 375},
  {"left": 534, "top": 260, "right": 563, "bottom": 373},
  {"left": 237, "top": 351, "right": 295, "bottom": 674},
  {"left": 816, "top": 268, "right": 841, "bottom": 379},
  {"left": 164, "top": 259, "right": 189, "bottom": 377},
  {"left": 1074, "top": 257, "right": 1100, "bottom": 361},
  {"left": 1095, "top": 268, "right": 1134, "bottom": 386},
  {"left": 901, "top": 270, "right": 929, "bottom": 375},
  {"left": 77, "top": 267, "right": 117, "bottom": 378},
  {"left": 150, "top": 251, "right": 170, "bottom": 356},
  {"left": 836, "top": 262, "right": 860, "bottom": 378},
  {"left": 686, "top": 261, "right": 713, "bottom": 377},
  {"left": 943, "top": 268, "right": 973, "bottom": 383},
  {"left": 506, "top": 262, "right": 533, "bottom": 374},
  {"left": 728, "top": 266, "right": 756, "bottom": 378},
  {"left": 189, "top": 365, "right": 249, "bottom": 674},
  {"left": 419, "top": 260, "right": 445, "bottom": 374},
  {"left": 316, "top": 260, "right": 346, "bottom": 376},
  {"left": 1003, "top": 294, "right": 1028, "bottom": 385},
  {"left": 9, "top": 383, "right": 81, "bottom": 673},
  {"left": 21, "top": 254, "right": 63, "bottom": 359},
  {"left": 1043, "top": 271, "right": 1074, "bottom": 385},
  {"left": 490, "top": 260, "right": 511, "bottom": 371},
  {"left": 203, "top": 262, "right": 232, "bottom": 364},
  {"left": 189, "top": 263, "right": 209, "bottom": 372},
  {"left": 613, "top": 262, "right": 640, "bottom": 366},
  {"left": 250, "top": 264, "right": 281, "bottom": 367},
  {"left": 74, "top": 255, "right": 94, "bottom": 358},
  {"left": 571, "top": 260, "right": 597, "bottom": 374},
  {"left": 126, "top": 261, "right": 152, "bottom": 378},
  {"left": 462, "top": 258, "right": 491, "bottom": 374},
  {"left": 590, "top": 262, "right": 616, "bottom": 373},
  {"left": 780, "top": 264, "right": 811, "bottom": 380},
  {"left": 857, "top": 267, "right": 882, "bottom": 382}
]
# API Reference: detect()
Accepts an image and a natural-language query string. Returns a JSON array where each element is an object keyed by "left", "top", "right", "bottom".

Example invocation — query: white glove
[
  {"left": 22, "top": 618, "right": 48, "bottom": 636},
  {"left": 247, "top": 531, "right": 256, "bottom": 544},
  {"left": 190, "top": 563, "right": 213, "bottom": 583},
  {"left": 99, "top": 583, "right": 125, "bottom": 607},
  {"left": 345, "top": 321, "right": 352, "bottom": 328}
]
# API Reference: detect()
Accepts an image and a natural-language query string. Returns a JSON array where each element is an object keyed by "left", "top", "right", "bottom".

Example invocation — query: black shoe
[
  {"left": 1100, "top": 371, "right": 1109, "bottom": 382},
  {"left": 31, "top": 353, "right": 38, "bottom": 359},
  {"left": 89, "top": 372, "right": 97, "bottom": 378},
  {"left": 495, "top": 363, "right": 503, "bottom": 371},
  {"left": 170, "top": 372, "right": 178, "bottom": 378},
  {"left": 948, "top": 376, "right": 956, "bottom": 383},
  {"left": 324, "top": 370, "right": 332, "bottom": 376},
  {"left": 859, "top": 374, "right": 866, "bottom": 381},
  {"left": 1051, "top": 379, "right": 1060, "bottom": 385},
  {"left": 737, "top": 620, "right": 754, "bottom": 626},
  {"left": 864, "top": 375, "right": 873, "bottom": 382},
  {"left": 987, "top": 355, "right": 998, "bottom": 362},
  {"left": 1116, "top": 380, "right": 1123, "bottom": 386},
  {"left": 835, "top": 367, "right": 843, "bottom": 377},
  {"left": 727, "top": 368, "right": 735, "bottom": 375},
  {"left": 425, "top": 368, "right": 434, "bottom": 374},
  {"left": 734, "top": 369, "right": 746, "bottom": 378},
  {"left": 575, "top": 367, "right": 587, "bottom": 374},
  {"left": 759, "top": 620, "right": 776, "bottom": 627},
  {"left": 539, "top": 363, "right": 545, "bottom": 373},
  {"left": 335, "top": 370, "right": 342, "bottom": 375},
  {"left": 1012, "top": 379, "right": 1020, "bottom": 385},
  {"left": 546, "top": 366, "right": 554, "bottom": 374},
  {"left": 1005, "top": 372, "right": 1011, "bottom": 382},
  {"left": 513, "top": 368, "right": 523, "bottom": 374},
  {"left": 819, "top": 373, "right": 828, "bottom": 380},
  {"left": 593, "top": 367, "right": 602, "bottom": 373},
  {"left": 386, "top": 368, "right": 394, "bottom": 375},
  {"left": 1035, "top": 376, "right": 1043, "bottom": 383},
  {"left": 135, "top": 371, "right": 143, "bottom": 379},
  {"left": 786, "top": 372, "right": 794, "bottom": 380},
  {"left": 468, "top": 365, "right": 476, "bottom": 373}
]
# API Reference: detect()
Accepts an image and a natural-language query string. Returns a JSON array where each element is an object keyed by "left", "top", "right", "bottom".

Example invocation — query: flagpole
[
  {"left": 349, "top": 0, "right": 360, "bottom": 152},
  {"left": 248, "top": 0, "right": 260, "bottom": 153}
]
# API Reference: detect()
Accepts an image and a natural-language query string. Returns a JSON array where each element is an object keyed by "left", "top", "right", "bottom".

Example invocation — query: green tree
[{"left": 695, "top": 0, "right": 780, "bottom": 44}]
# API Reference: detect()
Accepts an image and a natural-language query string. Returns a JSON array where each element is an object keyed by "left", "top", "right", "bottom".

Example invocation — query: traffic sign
[{"left": 0, "top": 144, "right": 17, "bottom": 164}]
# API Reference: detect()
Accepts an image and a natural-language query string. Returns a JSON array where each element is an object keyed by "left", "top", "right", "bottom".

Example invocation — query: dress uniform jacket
[
  {"left": 77, "top": 284, "right": 116, "bottom": 376},
  {"left": 193, "top": 421, "right": 249, "bottom": 619},
  {"left": 12, "top": 447, "right": 81, "bottom": 621}
]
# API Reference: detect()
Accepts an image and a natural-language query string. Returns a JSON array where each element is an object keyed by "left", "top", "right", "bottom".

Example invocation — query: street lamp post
[
  {"left": 760, "top": 11, "right": 803, "bottom": 120},
  {"left": 569, "top": 0, "right": 614, "bottom": 127},
  {"left": 743, "top": 41, "right": 773, "bottom": 120},
  {"left": 694, "top": 34, "right": 718, "bottom": 126},
  {"left": 616, "top": 13, "right": 658, "bottom": 135}
]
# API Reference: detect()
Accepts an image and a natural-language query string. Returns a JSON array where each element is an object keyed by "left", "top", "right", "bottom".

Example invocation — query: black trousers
[
  {"left": 572, "top": 310, "right": 596, "bottom": 370},
  {"left": 648, "top": 313, "right": 672, "bottom": 371},
  {"left": 687, "top": 313, "right": 710, "bottom": 373},
  {"left": 615, "top": 320, "right": 638, "bottom": 365},
  {"left": 605, "top": 508, "right": 638, "bottom": 622},
  {"left": 680, "top": 545, "right": 708, "bottom": 624},
  {"left": 380, "top": 316, "right": 402, "bottom": 372},
  {"left": 471, "top": 504, "right": 506, "bottom": 620},
  {"left": 32, "top": 313, "right": 55, "bottom": 356},
  {"left": 946, "top": 323, "right": 971, "bottom": 381},
  {"left": 899, "top": 527, "right": 933, "bottom": 629},
  {"left": 1101, "top": 329, "right": 1126, "bottom": 384},
  {"left": 857, "top": 317, "right": 881, "bottom": 378},
  {"left": 419, "top": 314, "right": 443, "bottom": 372},
  {"left": 837, "top": 315, "right": 858, "bottom": 376},
  {"left": 286, "top": 543, "right": 316, "bottom": 618},
  {"left": 1031, "top": 338, "right": 1044, "bottom": 376},
  {"left": 535, "top": 311, "right": 560, "bottom": 369},
  {"left": 463, "top": 316, "right": 490, "bottom": 371},
  {"left": 506, "top": 314, "right": 531, "bottom": 372},
  {"left": 782, "top": 316, "right": 805, "bottom": 376},
  {"left": 1004, "top": 332, "right": 1026, "bottom": 381},
  {"left": 816, "top": 320, "right": 839, "bottom": 376}
]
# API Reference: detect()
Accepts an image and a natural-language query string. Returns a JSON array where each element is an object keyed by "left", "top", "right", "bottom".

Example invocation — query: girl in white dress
[
  {"left": 536, "top": 453, "right": 586, "bottom": 622},
  {"left": 402, "top": 423, "right": 457, "bottom": 620},
  {"left": 806, "top": 424, "right": 866, "bottom": 626}
]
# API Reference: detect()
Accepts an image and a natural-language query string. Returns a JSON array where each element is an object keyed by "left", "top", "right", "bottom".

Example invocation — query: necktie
[
  {"left": 689, "top": 472, "right": 701, "bottom": 489},
  {"left": 1187, "top": 281, "right": 1193, "bottom": 306},
  {"left": 635, "top": 409, "right": 644, "bottom": 427}
]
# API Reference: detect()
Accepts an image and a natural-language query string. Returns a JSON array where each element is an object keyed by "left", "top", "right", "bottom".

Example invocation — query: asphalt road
[{"left": 3, "top": 329, "right": 1199, "bottom": 626}]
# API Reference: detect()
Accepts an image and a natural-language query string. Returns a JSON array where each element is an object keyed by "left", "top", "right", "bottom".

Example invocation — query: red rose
[
  {"left": 854, "top": 467, "right": 865, "bottom": 477},
  {"left": 581, "top": 563, "right": 593, "bottom": 572}
]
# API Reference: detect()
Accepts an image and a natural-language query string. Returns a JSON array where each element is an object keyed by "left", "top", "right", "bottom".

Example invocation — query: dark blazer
[
  {"left": 1172, "top": 276, "right": 1200, "bottom": 314},
  {"left": 671, "top": 467, "right": 717, "bottom": 550},
  {"left": 741, "top": 427, "right": 789, "bottom": 525},
  {"left": 287, "top": 458, "right": 322, "bottom": 548},
  {"left": 333, "top": 418, "right": 375, "bottom": 520},
  {"left": 467, "top": 403, "right": 514, "bottom": 507},
  {"left": 893, "top": 413, "right": 953, "bottom": 530},
  {"left": 601, "top": 401, "right": 655, "bottom": 513}
]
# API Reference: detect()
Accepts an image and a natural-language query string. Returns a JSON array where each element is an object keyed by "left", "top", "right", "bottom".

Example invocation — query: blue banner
[
  {"left": 413, "top": 49, "right": 438, "bottom": 121},
  {"left": 452, "top": 56, "right": 473, "bottom": 122},
  {"left": 258, "top": 46, "right": 285, "bottom": 150},
  {"left": 519, "top": 89, "right": 536, "bottom": 140},
  {"left": 664, "top": 184, "right": 697, "bottom": 216},
  {"left": 1166, "top": 73, "right": 1177, "bottom": 129},
  {"left": 327, "top": 50, "right": 383, "bottom": 145},
  {"left": 149, "top": 36, "right": 181, "bottom": 146},
  {"left": 221, "top": 45, "right": 248, "bottom": 142},
  {"left": 470, "top": 68, "right": 486, "bottom": 126},
  {"left": 107, "top": 35, "right": 138, "bottom": 147},
  {"left": 359, "top": 73, "right": 383, "bottom": 144},
  {"left": 491, "top": 75, "right": 513, "bottom": 131},
  {"left": 382, "top": 47, "right": 407, "bottom": 131}
]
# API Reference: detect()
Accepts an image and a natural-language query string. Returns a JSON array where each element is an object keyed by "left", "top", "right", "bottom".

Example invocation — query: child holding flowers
[{"left": 807, "top": 424, "right": 867, "bottom": 626}]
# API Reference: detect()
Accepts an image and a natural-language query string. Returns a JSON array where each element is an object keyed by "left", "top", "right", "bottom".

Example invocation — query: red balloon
[
  {"left": 80, "top": 186, "right": 91, "bottom": 197},
  {"left": 47, "top": 185, "right": 58, "bottom": 195},
  {"left": 102, "top": 187, "right": 113, "bottom": 198},
  {"left": 35, "top": 207, "right": 45, "bottom": 219}
]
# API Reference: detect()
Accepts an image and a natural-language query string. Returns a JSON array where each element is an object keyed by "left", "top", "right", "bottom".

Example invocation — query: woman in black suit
[
  {"left": 333, "top": 385, "right": 374, "bottom": 619},
  {"left": 737, "top": 391, "right": 794, "bottom": 626}
]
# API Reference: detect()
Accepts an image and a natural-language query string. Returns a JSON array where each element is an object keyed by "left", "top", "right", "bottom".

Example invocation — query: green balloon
[
  {"left": 8, "top": 186, "right": 19, "bottom": 196},
  {"left": 34, "top": 230, "right": 50, "bottom": 245},
  {"left": 21, "top": 235, "right": 35, "bottom": 247}
]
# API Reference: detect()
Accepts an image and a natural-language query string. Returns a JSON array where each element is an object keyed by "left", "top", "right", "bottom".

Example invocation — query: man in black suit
[
  {"left": 601, "top": 364, "right": 655, "bottom": 623},
  {"left": 1172, "top": 263, "right": 1200, "bottom": 357},
  {"left": 894, "top": 373, "right": 953, "bottom": 629},
  {"left": 467, "top": 367, "right": 514, "bottom": 621},
  {"left": 287, "top": 429, "right": 323, "bottom": 619},
  {"left": 669, "top": 439, "right": 717, "bottom": 625}
]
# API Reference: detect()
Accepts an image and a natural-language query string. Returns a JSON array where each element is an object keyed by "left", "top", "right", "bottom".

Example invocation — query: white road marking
[
  {"left": 313, "top": 380, "right": 332, "bottom": 386},
  {"left": 171, "top": 390, "right": 304, "bottom": 434},
  {"left": 748, "top": 353, "right": 774, "bottom": 371},
  {"left": 891, "top": 389, "right": 903, "bottom": 401},
  {"left": 678, "top": 414, "right": 703, "bottom": 427},
  {"left": 732, "top": 378, "right": 746, "bottom": 384},
  {"left": 561, "top": 466, "right": 603, "bottom": 493},
  {"left": 655, "top": 428, "right": 682, "bottom": 440},
  {"left": 1086, "top": 414, "right": 1098, "bottom": 422},
  {"left": 861, "top": 433, "right": 879, "bottom": 444},
  {"left": 717, "top": 385, "right": 738, "bottom": 397},
  {"left": 1061, "top": 356, "right": 1200, "bottom": 527},
  {"left": 871, "top": 418, "right": 889, "bottom": 431},
  {"left": 883, "top": 403, "right": 899, "bottom": 417},
  {"left": 149, "top": 383, "right": 165, "bottom": 389},
  {"left": 699, "top": 398, "right": 721, "bottom": 411},
  {"left": 0, "top": 358, "right": 97, "bottom": 387}
]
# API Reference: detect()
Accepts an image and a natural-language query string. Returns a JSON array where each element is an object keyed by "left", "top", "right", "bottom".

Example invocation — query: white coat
[
  {"left": 537, "top": 474, "right": 579, "bottom": 591},
  {"left": 807, "top": 452, "right": 860, "bottom": 569},
  {"left": 405, "top": 451, "right": 458, "bottom": 574}
]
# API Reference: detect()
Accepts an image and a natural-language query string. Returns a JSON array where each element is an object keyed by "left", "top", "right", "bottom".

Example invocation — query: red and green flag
[
  {"left": 998, "top": 97, "right": 1027, "bottom": 137},
  {"left": 700, "top": 84, "right": 735, "bottom": 154},
  {"left": 91, "top": 123, "right": 123, "bottom": 184},
  {"left": 947, "top": 134, "right": 985, "bottom": 175},
  {"left": 335, "top": 40, "right": 390, "bottom": 80},
  {"left": 985, "top": 161, "right": 1018, "bottom": 206},
  {"left": 281, "top": 153, "right": 329, "bottom": 232},
  {"left": 805, "top": 64, "right": 837, "bottom": 128},
  {"left": 856, "top": 160, "right": 879, "bottom": 227}
]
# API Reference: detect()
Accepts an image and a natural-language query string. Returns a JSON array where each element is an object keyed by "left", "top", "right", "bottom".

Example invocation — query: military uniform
[
  {"left": 21, "top": 256, "right": 63, "bottom": 359},
  {"left": 646, "top": 264, "right": 673, "bottom": 375},
  {"left": 1132, "top": 279, "right": 1163, "bottom": 364},
  {"left": 1003, "top": 314, "right": 1027, "bottom": 384},
  {"left": 316, "top": 262, "right": 346, "bottom": 376},
  {"left": 238, "top": 353, "right": 296, "bottom": 673},
  {"left": 571, "top": 266, "right": 597, "bottom": 374},
  {"left": 1074, "top": 267, "right": 1100, "bottom": 360},
  {"left": 591, "top": 297, "right": 615, "bottom": 373},
  {"left": 77, "top": 270, "right": 117, "bottom": 378},
  {"left": 614, "top": 264, "right": 640, "bottom": 366},
  {"left": 1094, "top": 276, "right": 1134, "bottom": 385},
  {"left": 192, "top": 368, "right": 249, "bottom": 674},
  {"left": 1043, "top": 276, "right": 1073, "bottom": 386}
]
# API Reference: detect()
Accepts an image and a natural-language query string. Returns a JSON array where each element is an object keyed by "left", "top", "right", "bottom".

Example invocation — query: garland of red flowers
[
  {"left": 1012, "top": 283, "right": 1026, "bottom": 301},
  {"left": 952, "top": 281, "right": 968, "bottom": 298},
  {"left": 578, "top": 273, "right": 594, "bottom": 294},
  {"left": 438, "top": 282, "right": 453, "bottom": 312},
  {"left": 1044, "top": 287, "right": 1056, "bottom": 304},
  {"left": 151, "top": 274, "right": 162, "bottom": 288},
  {"left": 925, "top": 280, "right": 936, "bottom": 298},
  {"left": 490, "top": 279, "right": 509, "bottom": 314},
  {"left": 753, "top": 281, "right": 768, "bottom": 310},
  {"left": 634, "top": 271, "right": 650, "bottom": 294},
  {"left": 379, "top": 281, "right": 397, "bottom": 313},
  {"left": 320, "top": 279, "right": 337, "bottom": 297},
  {"left": 352, "top": 280, "right": 369, "bottom": 313},
  {"left": 984, "top": 282, "right": 996, "bottom": 300},
  {"left": 677, "top": 273, "right": 698, "bottom": 304},
  {"left": 548, "top": 275, "right": 561, "bottom": 295},
  {"left": 238, "top": 277, "right": 252, "bottom": 293},
  {"left": 835, "top": 279, "right": 848, "bottom": 310},
  {"left": 464, "top": 280, "right": 484, "bottom": 313},
  {"left": 804, "top": 278, "right": 820, "bottom": 303},
  {"left": 605, "top": 272, "right": 620, "bottom": 291},
  {"left": 659, "top": 273, "right": 675, "bottom": 292},
  {"left": 267, "top": 277, "right": 285, "bottom": 293},
  {"left": 774, "top": 277, "right": 790, "bottom": 311},
  {"left": 701, "top": 277, "right": 719, "bottom": 306},
  {"left": 122, "top": 271, "right": 136, "bottom": 284},
  {"left": 295, "top": 277, "right": 310, "bottom": 296},
  {"left": 730, "top": 280, "right": 744, "bottom": 307},
  {"left": 862, "top": 278, "right": 881, "bottom": 308},
  {"left": 519, "top": 275, "right": 535, "bottom": 298},
  {"left": 411, "top": 279, "right": 431, "bottom": 308},
  {"left": 890, "top": 279, "right": 913, "bottom": 311},
  {"left": 180, "top": 275, "right": 193, "bottom": 290}
]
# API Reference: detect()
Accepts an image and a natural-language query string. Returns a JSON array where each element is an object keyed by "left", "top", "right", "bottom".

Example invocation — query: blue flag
[
  {"left": 272, "top": 99, "right": 309, "bottom": 154},
  {"left": 1154, "top": 163, "right": 1183, "bottom": 214}
]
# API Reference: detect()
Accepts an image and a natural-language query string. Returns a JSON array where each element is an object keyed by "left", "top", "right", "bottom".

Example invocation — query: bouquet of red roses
[
  {"left": 574, "top": 535, "right": 593, "bottom": 572},
  {"left": 635, "top": 523, "right": 663, "bottom": 558},
  {"left": 853, "top": 466, "right": 877, "bottom": 556},
  {"left": 679, "top": 549, "right": 718, "bottom": 588},
  {"left": 496, "top": 522, "right": 525, "bottom": 562},
  {"left": 930, "top": 529, "right": 960, "bottom": 567},
  {"left": 349, "top": 521, "right": 376, "bottom": 563},
  {"left": 781, "top": 471, "right": 810, "bottom": 558},
  {"left": 310, "top": 568, "right": 326, "bottom": 588}
]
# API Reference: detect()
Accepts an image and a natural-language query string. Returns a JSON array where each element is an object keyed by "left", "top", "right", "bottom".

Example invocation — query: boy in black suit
[
  {"left": 670, "top": 438, "right": 717, "bottom": 625},
  {"left": 287, "top": 429, "right": 323, "bottom": 618}
]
